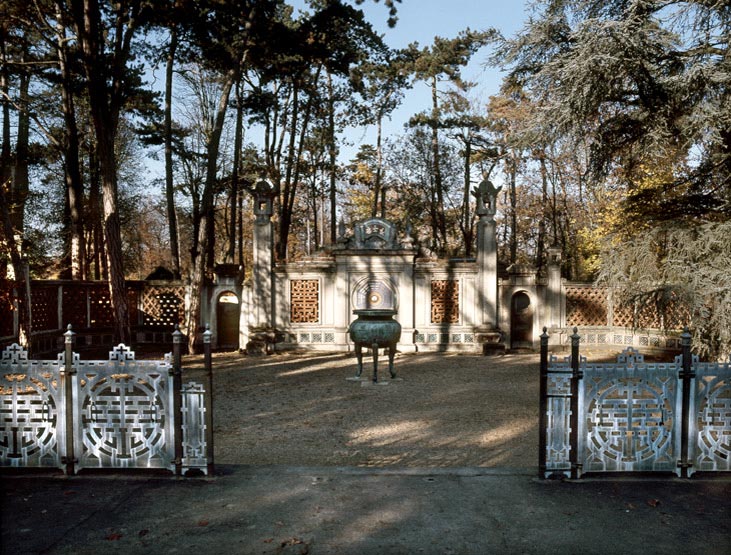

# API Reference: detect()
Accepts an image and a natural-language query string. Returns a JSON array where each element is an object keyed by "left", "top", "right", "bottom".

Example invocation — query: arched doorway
[
  {"left": 217, "top": 292, "right": 240, "bottom": 350},
  {"left": 510, "top": 291, "right": 533, "bottom": 350}
]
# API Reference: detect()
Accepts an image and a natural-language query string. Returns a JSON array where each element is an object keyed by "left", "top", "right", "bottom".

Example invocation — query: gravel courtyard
[{"left": 183, "top": 351, "right": 540, "bottom": 469}]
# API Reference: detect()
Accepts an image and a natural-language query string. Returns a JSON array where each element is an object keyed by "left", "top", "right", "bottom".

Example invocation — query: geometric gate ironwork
[
  {"left": 0, "top": 344, "right": 63, "bottom": 469},
  {"left": 540, "top": 328, "right": 731, "bottom": 479},
  {"left": 578, "top": 349, "right": 682, "bottom": 474},
  {"left": 689, "top": 359, "right": 731, "bottom": 474},
  {"left": 0, "top": 327, "right": 211, "bottom": 476},
  {"left": 74, "top": 345, "right": 176, "bottom": 471}
]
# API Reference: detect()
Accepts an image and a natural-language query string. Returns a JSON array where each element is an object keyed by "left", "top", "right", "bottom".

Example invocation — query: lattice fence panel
[
  {"left": 633, "top": 296, "right": 690, "bottom": 331},
  {"left": 32, "top": 286, "right": 59, "bottom": 331},
  {"left": 290, "top": 279, "right": 319, "bottom": 324},
  {"left": 141, "top": 286, "right": 184, "bottom": 328},
  {"left": 127, "top": 288, "right": 139, "bottom": 327},
  {"left": 62, "top": 284, "right": 89, "bottom": 329},
  {"left": 0, "top": 279, "right": 14, "bottom": 337},
  {"left": 612, "top": 301, "right": 634, "bottom": 328},
  {"left": 88, "top": 285, "right": 114, "bottom": 327},
  {"left": 635, "top": 301, "right": 661, "bottom": 329},
  {"left": 566, "top": 286, "right": 607, "bottom": 326},
  {"left": 431, "top": 280, "right": 460, "bottom": 324}
]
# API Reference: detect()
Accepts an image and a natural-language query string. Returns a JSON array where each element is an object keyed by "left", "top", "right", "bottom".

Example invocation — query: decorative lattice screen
[
  {"left": 88, "top": 285, "right": 114, "bottom": 327},
  {"left": 612, "top": 301, "right": 634, "bottom": 327},
  {"left": 31, "top": 286, "right": 58, "bottom": 331},
  {"left": 431, "top": 280, "right": 459, "bottom": 324},
  {"left": 62, "top": 284, "right": 89, "bottom": 329},
  {"left": 614, "top": 296, "right": 690, "bottom": 330},
  {"left": 290, "top": 279, "right": 319, "bottom": 324},
  {"left": 140, "top": 286, "right": 185, "bottom": 328},
  {"left": 566, "top": 286, "right": 607, "bottom": 326},
  {"left": 0, "top": 279, "right": 13, "bottom": 337}
]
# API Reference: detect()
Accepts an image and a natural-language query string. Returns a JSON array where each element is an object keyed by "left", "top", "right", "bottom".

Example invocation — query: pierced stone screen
[
  {"left": 290, "top": 279, "right": 319, "bottom": 324},
  {"left": 431, "top": 280, "right": 459, "bottom": 324}
]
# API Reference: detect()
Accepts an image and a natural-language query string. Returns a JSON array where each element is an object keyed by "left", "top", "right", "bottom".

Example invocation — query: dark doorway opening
[
  {"left": 217, "top": 292, "right": 240, "bottom": 349},
  {"left": 510, "top": 291, "right": 533, "bottom": 350}
]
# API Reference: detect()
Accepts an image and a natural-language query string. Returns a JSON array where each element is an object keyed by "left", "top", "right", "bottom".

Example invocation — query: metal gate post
[
  {"left": 203, "top": 325, "right": 214, "bottom": 475},
  {"left": 61, "top": 325, "right": 77, "bottom": 475},
  {"left": 569, "top": 327, "right": 582, "bottom": 479},
  {"left": 679, "top": 328, "right": 694, "bottom": 478},
  {"left": 539, "top": 327, "right": 549, "bottom": 478},
  {"left": 172, "top": 326, "right": 184, "bottom": 476}
]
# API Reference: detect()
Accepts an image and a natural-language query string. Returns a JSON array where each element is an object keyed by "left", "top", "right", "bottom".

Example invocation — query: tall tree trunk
[
  {"left": 237, "top": 183, "right": 244, "bottom": 269},
  {"left": 372, "top": 113, "right": 383, "bottom": 218},
  {"left": 56, "top": 9, "right": 86, "bottom": 280},
  {"left": 227, "top": 79, "right": 244, "bottom": 263},
  {"left": 188, "top": 68, "right": 237, "bottom": 353},
  {"left": 97, "top": 131, "right": 130, "bottom": 343},
  {"left": 276, "top": 85, "right": 300, "bottom": 261},
  {"left": 10, "top": 55, "right": 29, "bottom": 244},
  {"left": 509, "top": 155, "right": 517, "bottom": 265},
  {"left": 430, "top": 76, "right": 447, "bottom": 251},
  {"left": 461, "top": 136, "right": 473, "bottom": 257},
  {"left": 164, "top": 24, "right": 181, "bottom": 278},
  {"left": 0, "top": 41, "right": 32, "bottom": 347},
  {"left": 278, "top": 70, "right": 319, "bottom": 261},
  {"left": 327, "top": 72, "right": 337, "bottom": 244},
  {"left": 72, "top": 0, "right": 134, "bottom": 344},
  {"left": 87, "top": 136, "right": 104, "bottom": 280},
  {"left": 536, "top": 151, "right": 548, "bottom": 274},
  {"left": 0, "top": 184, "right": 31, "bottom": 350},
  {"left": 0, "top": 25, "right": 10, "bottom": 187}
]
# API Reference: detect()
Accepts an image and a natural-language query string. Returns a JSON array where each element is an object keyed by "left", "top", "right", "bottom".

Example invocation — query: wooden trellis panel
[
  {"left": 0, "top": 279, "right": 13, "bottom": 337},
  {"left": 62, "top": 284, "right": 89, "bottom": 329},
  {"left": 615, "top": 296, "right": 690, "bottom": 330},
  {"left": 140, "top": 286, "right": 185, "bottom": 328},
  {"left": 662, "top": 300, "right": 690, "bottom": 331},
  {"left": 566, "top": 286, "right": 607, "bottom": 327},
  {"left": 31, "top": 286, "right": 58, "bottom": 331},
  {"left": 290, "top": 279, "right": 319, "bottom": 324},
  {"left": 88, "top": 286, "right": 114, "bottom": 327},
  {"left": 612, "top": 301, "right": 634, "bottom": 327},
  {"left": 431, "top": 280, "right": 459, "bottom": 324}
]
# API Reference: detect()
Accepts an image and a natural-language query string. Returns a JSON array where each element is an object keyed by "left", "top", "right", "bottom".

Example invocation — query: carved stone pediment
[{"left": 352, "top": 217, "right": 399, "bottom": 250}]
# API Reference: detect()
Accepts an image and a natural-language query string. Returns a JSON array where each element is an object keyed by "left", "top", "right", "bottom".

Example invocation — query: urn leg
[
  {"left": 355, "top": 343, "right": 363, "bottom": 378},
  {"left": 388, "top": 343, "right": 396, "bottom": 379},
  {"left": 371, "top": 342, "right": 379, "bottom": 383}
]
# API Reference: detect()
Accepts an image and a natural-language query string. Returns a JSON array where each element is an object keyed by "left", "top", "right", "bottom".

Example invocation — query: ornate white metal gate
[
  {"left": 0, "top": 327, "right": 212, "bottom": 475},
  {"left": 540, "top": 328, "right": 731, "bottom": 478}
]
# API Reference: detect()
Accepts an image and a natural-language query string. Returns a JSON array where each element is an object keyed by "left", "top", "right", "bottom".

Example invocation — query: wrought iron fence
[
  {"left": 0, "top": 326, "right": 213, "bottom": 476},
  {"left": 539, "top": 328, "right": 731, "bottom": 478}
]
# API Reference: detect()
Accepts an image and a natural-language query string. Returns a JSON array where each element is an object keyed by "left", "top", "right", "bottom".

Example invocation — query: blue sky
[{"left": 291, "top": 0, "right": 531, "bottom": 161}]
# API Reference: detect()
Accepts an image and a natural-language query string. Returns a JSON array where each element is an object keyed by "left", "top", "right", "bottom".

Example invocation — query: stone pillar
[
  {"left": 250, "top": 180, "right": 274, "bottom": 331},
  {"left": 477, "top": 216, "right": 498, "bottom": 327},
  {"left": 473, "top": 178, "right": 504, "bottom": 353},
  {"left": 547, "top": 245, "right": 563, "bottom": 329}
]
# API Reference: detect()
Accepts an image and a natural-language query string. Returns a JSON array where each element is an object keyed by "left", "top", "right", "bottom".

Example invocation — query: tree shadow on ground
[{"left": 183, "top": 351, "right": 541, "bottom": 468}]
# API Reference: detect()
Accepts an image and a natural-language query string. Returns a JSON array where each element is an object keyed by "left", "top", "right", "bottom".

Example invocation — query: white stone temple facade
[{"left": 236, "top": 180, "right": 564, "bottom": 354}]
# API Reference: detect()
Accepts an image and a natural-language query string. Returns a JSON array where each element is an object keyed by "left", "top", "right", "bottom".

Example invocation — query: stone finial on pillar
[
  {"left": 472, "top": 177, "right": 502, "bottom": 220},
  {"left": 253, "top": 179, "right": 274, "bottom": 223}
]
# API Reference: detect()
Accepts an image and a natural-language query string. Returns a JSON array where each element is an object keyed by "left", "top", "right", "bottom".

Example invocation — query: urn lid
[{"left": 352, "top": 308, "right": 397, "bottom": 317}]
